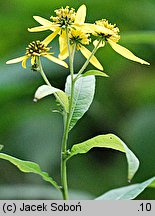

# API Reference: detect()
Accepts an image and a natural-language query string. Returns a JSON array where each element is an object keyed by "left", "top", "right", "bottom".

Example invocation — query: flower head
[
  {"left": 93, "top": 19, "right": 150, "bottom": 65},
  {"left": 50, "top": 6, "right": 76, "bottom": 27},
  {"left": 6, "top": 40, "right": 68, "bottom": 69},
  {"left": 94, "top": 19, "right": 120, "bottom": 43},
  {"left": 69, "top": 29, "right": 91, "bottom": 50},
  {"left": 59, "top": 29, "right": 103, "bottom": 71}
]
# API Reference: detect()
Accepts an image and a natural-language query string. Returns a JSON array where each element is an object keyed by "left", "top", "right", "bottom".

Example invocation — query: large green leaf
[
  {"left": 0, "top": 153, "right": 60, "bottom": 191},
  {"left": 34, "top": 85, "right": 69, "bottom": 113},
  {"left": 95, "top": 176, "right": 155, "bottom": 200},
  {"left": 69, "top": 134, "right": 139, "bottom": 181},
  {"left": 65, "top": 75, "right": 95, "bottom": 131}
]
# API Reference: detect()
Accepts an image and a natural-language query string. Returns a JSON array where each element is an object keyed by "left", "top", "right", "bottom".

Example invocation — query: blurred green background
[{"left": 0, "top": 0, "right": 155, "bottom": 199}]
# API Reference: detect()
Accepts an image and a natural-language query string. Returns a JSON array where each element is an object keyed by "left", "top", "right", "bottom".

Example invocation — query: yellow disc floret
[
  {"left": 95, "top": 19, "right": 120, "bottom": 43},
  {"left": 69, "top": 29, "right": 91, "bottom": 50},
  {"left": 50, "top": 6, "right": 76, "bottom": 27}
]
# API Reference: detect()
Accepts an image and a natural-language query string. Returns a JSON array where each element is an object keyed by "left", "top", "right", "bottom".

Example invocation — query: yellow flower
[
  {"left": 59, "top": 29, "right": 103, "bottom": 71},
  {"left": 93, "top": 19, "right": 150, "bottom": 65},
  {"left": 28, "top": 5, "right": 92, "bottom": 54},
  {"left": 6, "top": 40, "right": 68, "bottom": 69}
]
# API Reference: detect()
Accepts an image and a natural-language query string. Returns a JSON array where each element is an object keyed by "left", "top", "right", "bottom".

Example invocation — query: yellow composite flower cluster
[{"left": 6, "top": 4, "right": 150, "bottom": 70}]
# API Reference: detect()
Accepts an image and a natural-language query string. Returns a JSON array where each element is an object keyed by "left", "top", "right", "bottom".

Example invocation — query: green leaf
[
  {"left": 65, "top": 75, "right": 95, "bottom": 131},
  {"left": 0, "top": 145, "right": 3, "bottom": 151},
  {"left": 0, "top": 153, "right": 60, "bottom": 191},
  {"left": 34, "top": 85, "right": 69, "bottom": 113},
  {"left": 82, "top": 70, "right": 109, "bottom": 78},
  {"left": 95, "top": 176, "right": 155, "bottom": 200},
  {"left": 69, "top": 134, "right": 139, "bottom": 181},
  {"left": 122, "top": 31, "right": 155, "bottom": 44}
]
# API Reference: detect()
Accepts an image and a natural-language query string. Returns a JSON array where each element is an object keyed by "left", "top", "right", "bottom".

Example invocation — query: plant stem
[
  {"left": 74, "top": 39, "right": 102, "bottom": 81},
  {"left": 60, "top": 28, "right": 76, "bottom": 200},
  {"left": 38, "top": 58, "right": 51, "bottom": 86}
]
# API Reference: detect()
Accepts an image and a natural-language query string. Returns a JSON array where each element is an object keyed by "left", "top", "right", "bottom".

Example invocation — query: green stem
[
  {"left": 38, "top": 57, "right": 51, "bottom": 86},
  {"left": 74, "top": 39, "right": 102, "bottom": 82},
  {"left": 60, "top": 28, "right": 76, "bottom": 200}
]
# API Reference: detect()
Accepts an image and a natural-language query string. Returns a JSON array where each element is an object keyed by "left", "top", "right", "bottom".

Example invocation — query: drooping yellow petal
[
  {"left": 80, "top": 46, "right": 103, "bottom": 71},
  {"left": 6, "top": 56, "right": 26, "bottom": 65},
  {"left": 31, "top": 56, "right": 36, "bottom": 65},
  {"left": 108, "top": 39, "right": 150, "bottom": 65},
  {"left": 42, "top": 27, "right": 61, "bottom": 46},
  {"left": 59, "top": 30, "right": 68, "bottom": 59},
  {"left": 58, "top": 46, "right": 69, "bottom": 60},
  {"left": 45, "top": 54, "right": 68, "bottom": 68},
  {"left": 22, "top": 56, "right": 29, "bottom": 68},
  {"left": 93, "top": 40, "right": 105, "bottom": 48},
  {"left": 75, "top": 4, "right": 86, "bottom": 24}
]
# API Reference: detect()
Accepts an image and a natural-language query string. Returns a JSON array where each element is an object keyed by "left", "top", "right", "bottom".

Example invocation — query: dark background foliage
[{"left": 0, "top": 0, "right": 155, "bottom": 199}]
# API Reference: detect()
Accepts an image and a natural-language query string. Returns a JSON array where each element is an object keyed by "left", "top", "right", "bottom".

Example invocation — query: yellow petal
[
  {"left": 59, "top": 30, "right": 68, "bottom": 57},
  {"left": 6, "top": 56, "right": 26, "bottom": 65},
  {"left": 58, "top": 46, "right": 69, "bottom": 60},
  {"left": 33, "top": 16, "right": 53, "bottom": 26},
  {"left": 80, "top": 46, "right": 103, "bottom": 71},
  {"left": 93, "top": 25, "right": 114, "bottom": 35},
  {"left": 75, "top": 4, "right": 86, "bottom": 24},
  {"left": 31, "top": 56, "right": 35, "bottom": 65},
  {"left": 28, "top": 25, "right": 54, "bottom": 32},
  {"left": 33, "top": 16, "right": 58, "bottom": 31},
  {"left": 108, "top": 39, "right": 150, "bottom": 65},
  {"left": 72, "top": 23, "right": 93, "bottom": 33},
  {"left": 22, "top": 56, "right": 29, "bottom": 68},
  {"left": 42, "top": 27, "right": 61, "bottom": 46},
  {"left": 45, "top": 54, "right": 68, "bottom": 68},
  {"left": 93, "top": 40, "right": 105, "bottom": 48}
]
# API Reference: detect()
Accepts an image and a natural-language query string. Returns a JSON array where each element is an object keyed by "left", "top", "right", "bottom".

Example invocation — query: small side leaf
[
  {"left": 69, "top": 134, "right": 139, "bottom": 181},
  {"left": 65, "top": 75, "right": 95, "bottom": 131},
  {"left": 83, "top": 70, "right": 109, "bottom": 78},
  {"left": 95, "top": 176, "right": 155, "bottom": 200},
  {"left": 0, "top": 153, "right": 60, "bottom": 191},
  {"left": 0, "top": 145, "right": 3, "bottom": 151},
  {"left": 34, "top": 85, "right": 69, "bottom": 113}
]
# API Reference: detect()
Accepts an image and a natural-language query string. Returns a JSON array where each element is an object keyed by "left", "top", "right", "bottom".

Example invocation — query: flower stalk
[
  {"left": 75, "top": 38, "right": 103, "bottom": 81},
  {"left": 60, "top": 28, "right": 76, "bottom": 200}
]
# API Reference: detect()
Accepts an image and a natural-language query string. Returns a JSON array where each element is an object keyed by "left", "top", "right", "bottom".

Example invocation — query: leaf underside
[
  {"left": 34, "top": 85, "right": 69, "bottom": 113},
  {"left": 65, "top": 74, "right": 96, "bottom": 131},
  {"left": 95, "top": 176, "right": 155, "bottom": 200}
]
